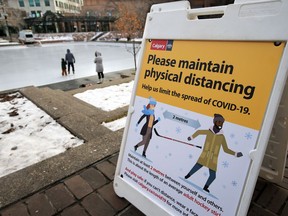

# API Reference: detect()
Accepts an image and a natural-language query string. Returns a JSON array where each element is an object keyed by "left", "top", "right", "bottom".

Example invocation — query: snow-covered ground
[
  {"left": 74, "top": 81, "right": 134, "bottom": 111},
  {"left": 0, "top": 42, "right": 137, "bottom": 178},
  {"left": 0, "top": 92, "right": 84, "bottom": 178},
  {"left": 0, "top": 81, "right": 134, "bottom": 178}
]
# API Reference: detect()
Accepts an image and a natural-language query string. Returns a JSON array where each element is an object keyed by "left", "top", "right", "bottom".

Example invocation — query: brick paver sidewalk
[
  {"left": 0, "top": 153, "right": 145, "bottom": 216},
  {"left": 1, "top": 151, "right": 287, "bottom": 216}
]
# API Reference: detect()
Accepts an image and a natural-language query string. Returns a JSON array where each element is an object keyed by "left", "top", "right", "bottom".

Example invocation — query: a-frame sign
[{"left": 114, "top": 1, "right": 288, "bottom": 215}]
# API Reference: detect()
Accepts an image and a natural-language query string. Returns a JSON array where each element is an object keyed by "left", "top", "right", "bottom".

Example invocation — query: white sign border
[{"left": 114, "top": 1, "right": 288, "bottom": 215}]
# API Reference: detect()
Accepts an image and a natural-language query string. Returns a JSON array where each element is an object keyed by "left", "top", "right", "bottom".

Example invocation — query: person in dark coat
[
  {"left": 65, "top": 49, "right": 75, "bottom": 74},
  {"left": 61, "top": 58, "right": 67, "bottom": 76},
  {"left": 134, "top": 97, "right": 160, "bottom": 157}
]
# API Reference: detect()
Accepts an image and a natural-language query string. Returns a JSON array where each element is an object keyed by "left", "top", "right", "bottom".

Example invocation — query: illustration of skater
[
  {"left": 134, "top": 97, "right": 160, "bottom": 158},
  {"left": 185, "top": 114, "right": 243, "bottom": 193}
]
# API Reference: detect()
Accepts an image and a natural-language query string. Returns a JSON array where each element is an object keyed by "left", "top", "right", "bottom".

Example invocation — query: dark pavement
[{"left": 0, "top": 152, "right": 287, "bottom": 216}]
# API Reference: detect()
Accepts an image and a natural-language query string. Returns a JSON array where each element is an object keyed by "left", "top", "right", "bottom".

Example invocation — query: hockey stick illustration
[{"left": 154, "top": 128, "right": 202, "bottom": 149}]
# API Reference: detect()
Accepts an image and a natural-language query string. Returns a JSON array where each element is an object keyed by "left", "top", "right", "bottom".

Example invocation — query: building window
[
  {"left": 31, "top": 10, "right": 36, "bottom": 17},
  {"left": 44, "top": 0, "right": 50, "bottom": 7},
  {"left": 18, "top": 0, "right": 25, "bottom": 7},
  {"left": 35, "top": 0, "right": 40, "bottom": 7},
  {"left": 36, "top": 10, "right": 42, "bottom": 17},
  {"left": 28, "top": 0, "right": 34, "bottom": 7}
]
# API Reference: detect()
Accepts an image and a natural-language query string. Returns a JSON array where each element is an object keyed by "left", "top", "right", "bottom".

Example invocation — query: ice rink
[{"left": 0, "top": 42, "right": 137, "bottom": 92}]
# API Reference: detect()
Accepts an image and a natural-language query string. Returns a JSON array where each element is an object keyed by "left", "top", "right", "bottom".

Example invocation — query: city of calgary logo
[{"left": 150, "top": 39, "right": 174, "bottom": 51}]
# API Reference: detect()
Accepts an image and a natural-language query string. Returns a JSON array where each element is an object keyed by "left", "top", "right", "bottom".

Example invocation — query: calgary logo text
[{"left": 150, "top": 40, "right": 174, "bottom": 51}]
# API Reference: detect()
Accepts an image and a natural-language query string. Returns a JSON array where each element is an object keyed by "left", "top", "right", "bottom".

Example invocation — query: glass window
[
  {"left": 36, "top": 11, "right": 42, "bottom": 17},
  {"left": 44, "top": 0, "right": 50, "bottom": 7},
  {"left": 29, "top": 0, "right": 34, "bottom": 7},
  {"left": 26, "top": 34, "right": 33, "bottom": 38},
  {"left": 35, "top": 0, "right": 40, "bottom": 7},
  {"left": 31, "top": 11, "right": 36, "bottom": 17},
  {"left": 18, "top": 0, "right": 25, "bottom": 7}
]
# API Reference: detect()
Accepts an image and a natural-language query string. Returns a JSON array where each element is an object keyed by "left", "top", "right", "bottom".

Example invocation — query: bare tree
[
  {"left": 114, "top": 3, "right": 143, "bottom": 40},
  {"left": 125, "top": 39, "right": 141, "bottom": 71},
  {"left": 0, "top": 0, "right": 25, "bottom": 40},
  {"left": 114, "top": 3, "right": 143, "bottom": 71}
]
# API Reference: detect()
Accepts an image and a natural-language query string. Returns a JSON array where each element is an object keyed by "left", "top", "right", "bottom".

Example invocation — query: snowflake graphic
[
  {"left": 244, "top": 132, "right": 253, "bottom": 140},
  {"left": 231, "top": 180, "right": 238, "bottom": 187},
  {"left": 230, "top": 133, "right": 235, "bottom": 139},
  {"left": 175, "top": 127, "right": 182, "bottom": 134},
  {"left": 188, "top": 154, "right": 193, "bottom": 159},
  {"left": 222, "top": 161, "right": 229, "bottom": 168}
]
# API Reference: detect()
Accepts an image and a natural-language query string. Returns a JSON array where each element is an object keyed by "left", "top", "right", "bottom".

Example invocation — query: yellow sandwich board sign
[
  {"left": 137, "top": 40, "right": 284, "bottom": 130},
  {"left": 114, "top": 1, "right": 288, "bottom": 215}
]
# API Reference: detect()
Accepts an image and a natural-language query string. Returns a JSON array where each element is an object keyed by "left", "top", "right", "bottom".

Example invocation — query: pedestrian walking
[
  {"left": 94, "top": 51, "right": 104, "bottom": 84},
  {"left": 65, "top": 49, "right": 75, "bottom": 74},
  {"left": 61, "top": 58, "right": 67, "bottom": 76}
]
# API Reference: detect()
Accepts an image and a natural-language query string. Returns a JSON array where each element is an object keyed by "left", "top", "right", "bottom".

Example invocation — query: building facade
[
  {"left": 5, "top": 0, "right": 115, "bottom": 33},
  {"left": 8, "top": 0, "right": 83, "bottom": 18},
  {"left": 24, "top": 10, "right": 116, "bottom": 33},
  {"left": 0, "top": 0, "right": 26, "bottom": 36},
  {"left": 2, "top": 0, "right": 235, "bottom": 35}
]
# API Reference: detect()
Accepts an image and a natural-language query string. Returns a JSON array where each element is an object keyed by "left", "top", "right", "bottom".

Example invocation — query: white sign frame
[{"left": 114, "top": 1, "right": 288, "bottom": 215}]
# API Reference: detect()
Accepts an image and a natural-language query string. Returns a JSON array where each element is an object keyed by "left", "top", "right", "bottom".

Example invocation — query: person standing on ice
[
  {"left": 185, "top": 114, "right": 243, "bottom": 193},
  {"left": 61, "top": 58, "right": 67, "bottom": 76},
  {"left": 134, "top": 97, "right": 160, "bottom": 158},
  {"left": 65, "top": 49, "right": 75, "bottom": 74},
  {"left": 94, "top": 51, "right": 104, "bottom": 84}
]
